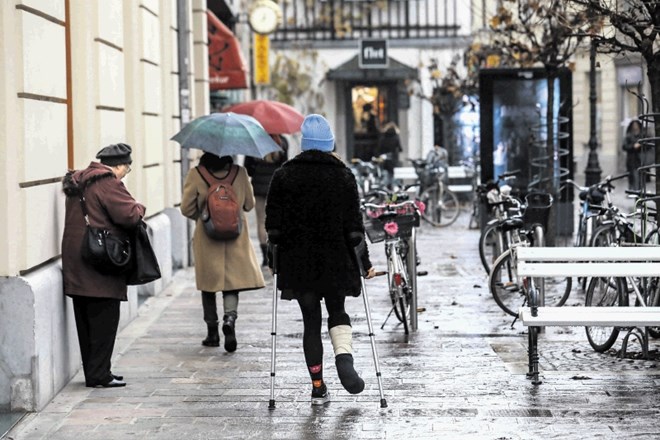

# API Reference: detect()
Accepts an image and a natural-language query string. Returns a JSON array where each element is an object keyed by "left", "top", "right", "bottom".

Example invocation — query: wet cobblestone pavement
[{"left": 7, "top": 213, "right": 660, "bottom": 440}]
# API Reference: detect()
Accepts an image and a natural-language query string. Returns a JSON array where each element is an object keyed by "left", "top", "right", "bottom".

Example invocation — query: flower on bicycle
[
  {"left": 367, "top": 208, "right": 383, "bottom": 218},
  {"left": 414, "top": 200, "right": 426, "bottom": 215},
  {"left": 383, "top": 221, "right": 399, "bottom": 236}
]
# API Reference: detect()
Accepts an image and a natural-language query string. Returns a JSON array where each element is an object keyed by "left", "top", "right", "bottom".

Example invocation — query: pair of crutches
[{"left": 268, "top": 232, "right": 388, "bottom": 409}]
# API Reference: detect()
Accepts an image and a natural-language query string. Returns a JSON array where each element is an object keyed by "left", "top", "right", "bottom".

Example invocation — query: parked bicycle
[
  {"left": 463, "top": 155, "right": 482, "bottom": 230},
  {"left": 409, "top": 158, "right": 460, "bottom": 227},
  {"left": 477, "top": 170, "right": 522, "bottom": 274},
  {"left": 488, "top": 192, "right": 572, "bottom": 316},
  {"left": 362, "top": 199, "right": 421, "bottom": 334},
  {"left": 584, "top": 191, "right": 660, "bottom": 352},
  {"left": 350, "top": 156, "right": 388, "bottom": 198}
]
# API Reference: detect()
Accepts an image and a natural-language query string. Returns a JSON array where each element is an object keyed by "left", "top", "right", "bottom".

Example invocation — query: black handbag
[
  {"left": 79, "top": 189, "right": 132, "bottom": 275},
  {"left": 126, "top": 221, "right": 161, "bottom": 285}
]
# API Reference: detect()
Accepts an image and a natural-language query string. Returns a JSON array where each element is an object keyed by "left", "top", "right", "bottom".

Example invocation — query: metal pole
[
  {"left": 177, "top": 0, "right": 192, "bottom": 266},
  {"left": 584, "top": 39, "right": 602, "bottom": 186}
]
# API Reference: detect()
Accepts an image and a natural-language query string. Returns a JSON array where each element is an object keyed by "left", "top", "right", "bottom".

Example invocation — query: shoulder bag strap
[
  {"left": 197, "top": 165, "right": 238, "bottom": 186},
  {"left": 196, "top": 165, "right": 213, "bottom": 187},
  {"left": 222, "top": 165, "right": 239, "bottom": 185}
]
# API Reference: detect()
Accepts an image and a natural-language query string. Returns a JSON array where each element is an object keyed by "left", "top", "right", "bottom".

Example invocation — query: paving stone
[{"left": 7, "top": 212, "right": 660, "bottom": 439}]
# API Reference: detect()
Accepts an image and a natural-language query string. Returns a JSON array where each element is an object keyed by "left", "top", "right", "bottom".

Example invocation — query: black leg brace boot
[
  {"left": 222, "top": 312, "right": 237, "bottom": 352},
  {"left": 335, "top": 354, "right": 365, "bottom": 394},
  {"left": 260, "top": 244, "right": 268, "bottom": 267}
]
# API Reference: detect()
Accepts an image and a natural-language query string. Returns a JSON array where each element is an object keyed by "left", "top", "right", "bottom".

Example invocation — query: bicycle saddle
[{"left": 500, "top": 217, "right": 524, "bottom": 232}]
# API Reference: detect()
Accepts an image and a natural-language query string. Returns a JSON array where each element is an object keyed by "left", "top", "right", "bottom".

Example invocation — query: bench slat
[
  {"left": 519, "top": 306, "right": 660, "bottom": 327},
  {"left": 516, "top": 246, "right": 660, "bottom": 262},
  {"left": 517, "top": 261, "right": 660, "bottom": 277}
]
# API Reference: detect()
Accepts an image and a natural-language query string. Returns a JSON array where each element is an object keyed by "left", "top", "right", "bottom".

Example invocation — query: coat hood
[
  {"left": 62, "top": 162, "right": 115, "bottom": 197},
  {"left": 284, "top": 150, "right": 346, "bottom": 169}
]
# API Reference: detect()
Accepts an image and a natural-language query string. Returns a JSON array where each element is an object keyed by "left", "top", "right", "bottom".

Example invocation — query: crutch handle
[
  {"left": 269, "top": 243, "right": 278, "bottom": 274},
  {"left": 267, "top": 230, "right": 281, "bottom": 274}
]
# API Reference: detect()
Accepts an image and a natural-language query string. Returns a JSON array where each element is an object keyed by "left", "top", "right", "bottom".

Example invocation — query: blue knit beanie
[{"left": 300, "top": 114, "right": 335, "bottom": 152}]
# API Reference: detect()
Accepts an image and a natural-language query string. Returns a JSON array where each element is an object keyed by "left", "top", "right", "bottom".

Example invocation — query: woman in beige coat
[{"left": 181, "top": 153, "right": 265, "bottom": 352}]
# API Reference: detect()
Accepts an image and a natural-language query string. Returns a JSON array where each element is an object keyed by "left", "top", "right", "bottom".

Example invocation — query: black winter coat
[
  {"left": 244, "top": 154, "right": 286, "bottom": 197},
  {"left": 265, "top": 150, "right": 372, "bottom": 297}
]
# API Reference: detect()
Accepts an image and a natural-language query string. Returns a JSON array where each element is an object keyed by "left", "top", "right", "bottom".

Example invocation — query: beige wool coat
[{"left": 181, "top": 164, "right": 265, "bottom": 293}]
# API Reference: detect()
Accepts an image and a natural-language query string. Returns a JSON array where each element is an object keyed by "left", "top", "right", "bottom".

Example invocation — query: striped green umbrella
[{"left": 171, "top": 112, "right": 282, "bottom": 158}]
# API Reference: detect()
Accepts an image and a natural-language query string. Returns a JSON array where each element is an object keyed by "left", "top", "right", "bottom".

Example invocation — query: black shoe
[
  {"left": 202, "top": 324, "right": 220, "bottom": 347},
  {"left": 111, "top": 373, "right": 123, "bottom": 381},
  {"left": 222, "top": 314, "right": 237, "bottom": 352},
  {"left": 335, "top": 353, "right": 365, "bottom": 394},
  {"left": 86, "top": 378, "right": 126, "bottom": 388},
  {"left": 311, "top": 383, "right": 330, "bottom": 406}
]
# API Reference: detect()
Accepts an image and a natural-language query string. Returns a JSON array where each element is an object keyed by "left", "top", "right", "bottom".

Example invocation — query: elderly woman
[
  {"left": 266, "top": 114, "right": 376, "bottom": 405},
  {"left": 62, "top": 143, "right": 145, "bottom": 388}
]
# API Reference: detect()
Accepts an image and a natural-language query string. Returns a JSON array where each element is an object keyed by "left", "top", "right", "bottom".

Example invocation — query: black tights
[{"left": 297, "top": 294, "right": 351, "bottom": 367}]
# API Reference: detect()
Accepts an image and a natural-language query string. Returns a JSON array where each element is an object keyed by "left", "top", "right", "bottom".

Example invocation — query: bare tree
[
  {"left": 569, "top": 0, "right": 660, "bottom": 194},
  {"left": 488, "top": 0, "right": 602, "bottom": 192},
  {"left": 423, "top": 55, "right": 477, "bottom": 163}
]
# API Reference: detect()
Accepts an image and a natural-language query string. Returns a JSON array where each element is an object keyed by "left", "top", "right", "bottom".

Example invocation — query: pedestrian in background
[
  {"left": 244, "top": 135, "right": 288, "bottom": 266},
  {"left": 180, "top": 153, "right": 265, "bottom": 352},
  {"left": 266, "top": 114, "right": 376, "bottom": 405},
  {"left": 62, "top": 143, "right": 145, "bottom": 388},
  {"left": 622, "top": 119, "right": 644, "bottom": 190},
  {"left": 378, "top": 121, "right": 403, "bottom": 188}
]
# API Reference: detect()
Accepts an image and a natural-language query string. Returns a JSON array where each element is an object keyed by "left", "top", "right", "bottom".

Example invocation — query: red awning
[{"left": 207, "top": 11, "right": 248, "bottom": 90}]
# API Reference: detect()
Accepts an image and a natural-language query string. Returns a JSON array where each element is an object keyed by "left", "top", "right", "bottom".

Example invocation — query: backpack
[{"left": 196, "top": 165, "right": 242, "bottom": 240}]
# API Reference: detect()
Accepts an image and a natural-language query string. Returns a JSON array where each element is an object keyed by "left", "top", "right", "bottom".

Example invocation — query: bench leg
[{"left": 526, "top": 326, "right": 542, "bottom": 385}]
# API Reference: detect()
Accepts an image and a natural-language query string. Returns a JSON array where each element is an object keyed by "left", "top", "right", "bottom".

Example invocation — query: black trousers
[
  {"left": 71, "top": 296, "right": 120, "bottom": 386},
  {"left": 297, "top": 294, "right": 351, "bottom": 367}
]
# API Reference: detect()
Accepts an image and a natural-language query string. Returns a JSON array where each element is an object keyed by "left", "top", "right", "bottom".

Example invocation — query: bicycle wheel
[
  {"left": 590, "top": 223, "right": 616, "bottom": 247},
  {"left": 628, "top": 275, "right": 660, "bottom": 339},
  {"left": 479, "top": 222, "right": 506, "bottom": 274},
  {"left": 489, "top": 250, "right": 522, "bottom": 316},
  {"left": 439, "top": 190, "right": 460, "bottom": 226},
  {"left": 468, "top": 197, "right": 480, "bottom": 230},
  {"left": 490, "top": 249, "right": 572, "bottom": 316},
  {"left": 420, "top": 185, "right": 460, "bottom": 227},
  {"left": 584, "top": 276, "right": 626, "bottom": 352},
  {"left": 390, "top": 278, "right": 410, "bottom": 333},
  {"left": 396, "top": 294, "right": 410, "bottom": 335},
  {"left": 645, "top": 228, "right": 660, "bottom": 245}
]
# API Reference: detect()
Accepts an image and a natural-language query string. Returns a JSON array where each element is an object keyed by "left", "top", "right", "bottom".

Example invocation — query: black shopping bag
[{"left": 127, "top": 221, "right": 161, "bottom": 285}]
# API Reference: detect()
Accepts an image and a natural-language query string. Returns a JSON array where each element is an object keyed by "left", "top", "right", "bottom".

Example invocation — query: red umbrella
[{"left": 223, "top": 100, "right": 305, "bottom": 134}]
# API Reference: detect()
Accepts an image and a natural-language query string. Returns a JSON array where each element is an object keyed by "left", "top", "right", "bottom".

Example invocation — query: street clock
[{"left": 248, "top": 0, "right": 282, "bottom": 35}]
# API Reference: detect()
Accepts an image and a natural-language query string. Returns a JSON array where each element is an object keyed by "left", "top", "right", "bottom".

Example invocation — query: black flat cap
[{"left": 96, "top": 143, "right": 133, "bottom": 166}]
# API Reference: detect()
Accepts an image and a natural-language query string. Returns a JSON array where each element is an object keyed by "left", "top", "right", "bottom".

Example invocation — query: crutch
[
  {"left": 268, "top": 232, "right": 281, "bottom": 410},
  {"left": 348, "top": 232, "right": 388, "bottom": 408}
]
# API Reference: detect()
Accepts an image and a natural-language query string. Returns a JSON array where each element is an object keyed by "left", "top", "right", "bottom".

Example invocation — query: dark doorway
[
  {"left": 326, "top": 55, "right": 418, "bottom": 160},
  {"left": 350, "top": 84, "right": 396, "bottom": 160}
]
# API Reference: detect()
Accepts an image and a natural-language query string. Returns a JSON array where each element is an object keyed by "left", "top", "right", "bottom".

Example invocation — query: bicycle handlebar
[
  {"left": 362, "top": 200, "right": 419, "bottom": 211},
  {"left": 497, "top": 169, "right": 521, "bottom": 181}
]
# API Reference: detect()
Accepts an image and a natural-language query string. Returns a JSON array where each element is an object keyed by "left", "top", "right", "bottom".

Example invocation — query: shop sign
[{"left": 359, "top": 39, "right": 388, "bottom": 69}]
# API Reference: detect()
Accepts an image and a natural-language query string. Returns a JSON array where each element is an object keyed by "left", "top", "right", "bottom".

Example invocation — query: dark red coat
[{"left": 61, "top": 162, "right": 145, "bottom": 300}]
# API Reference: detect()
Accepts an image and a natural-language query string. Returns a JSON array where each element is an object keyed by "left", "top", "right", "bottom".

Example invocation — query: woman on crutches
[{"left": 266, "top": 114, "right": 376, "bottom": 405}]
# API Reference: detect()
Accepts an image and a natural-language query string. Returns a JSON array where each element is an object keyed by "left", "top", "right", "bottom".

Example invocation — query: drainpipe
[{"left": 177, "top": 0, "right": 192, "bottom": 266}]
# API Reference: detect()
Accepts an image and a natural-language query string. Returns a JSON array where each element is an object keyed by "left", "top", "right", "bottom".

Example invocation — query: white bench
[
  {"left": 514, "top": 246, "right": 660, "bottom": 384},
  {"left": 392, "top": 166, "right": 474, "bottom": 194}
]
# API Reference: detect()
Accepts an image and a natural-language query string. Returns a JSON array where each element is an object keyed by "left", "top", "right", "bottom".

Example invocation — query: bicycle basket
[
  {"left": 363, "top": 214, "right": 418, "bottom": 243},
  {"left": 522, "top": 192, "right": 553, "bottom": 230}
]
